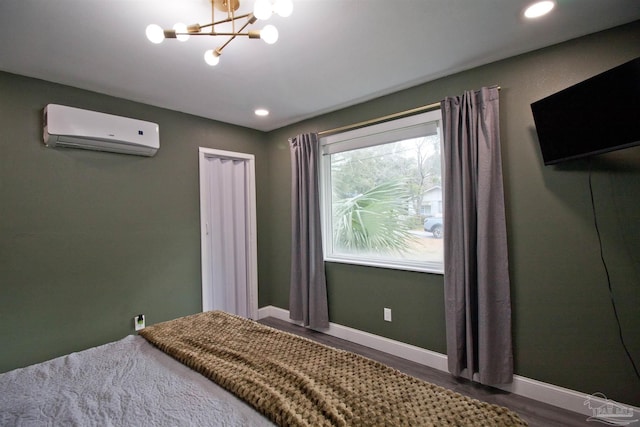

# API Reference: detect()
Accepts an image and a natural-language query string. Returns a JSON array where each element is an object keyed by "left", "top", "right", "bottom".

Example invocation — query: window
[{"left": 320, "top": 110, "right": 444, "bottom": 274}]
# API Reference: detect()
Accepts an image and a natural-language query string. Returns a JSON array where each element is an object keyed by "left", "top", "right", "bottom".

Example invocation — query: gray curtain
[
  {"left": 289, "top": 133, "right": 329, "bottom": 329},
  {"left": 441, "top": 87, "right": 513, "bottom": 385}
]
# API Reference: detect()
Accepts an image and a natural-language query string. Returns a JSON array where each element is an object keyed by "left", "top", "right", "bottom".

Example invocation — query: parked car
[{"left": 423, "top": 216, "right": 443, "bottom": 238}]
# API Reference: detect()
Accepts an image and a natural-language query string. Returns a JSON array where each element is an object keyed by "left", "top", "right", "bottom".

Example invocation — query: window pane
[{"left": 322, "top": 111, "right": 443, "bottom": 274}]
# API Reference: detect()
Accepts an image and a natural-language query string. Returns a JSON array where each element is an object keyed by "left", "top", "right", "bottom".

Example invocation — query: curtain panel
[
  {"left": 289, "top": 133, "right": 330, "bottom": 329},
  {"left": 441, "top": 87, "right": 513, "bottom": 385}
]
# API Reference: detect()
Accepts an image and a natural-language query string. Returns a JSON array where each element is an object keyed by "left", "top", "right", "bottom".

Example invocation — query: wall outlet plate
[
  {"left": 384, "top": 308, "right": 392, "bottom": 322},
  {"left": 134, "top": 314, "right": 145, "bottom": 331}
]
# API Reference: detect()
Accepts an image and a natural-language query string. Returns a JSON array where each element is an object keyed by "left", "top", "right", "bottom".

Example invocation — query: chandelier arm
[
  {"left": 215, "top": 12, "right": 253, "bottom": 23},
  {"left": 233, "top": 16, "right": 254, "bottom": 34},
  {"left": 179, "top": 13, "right": 256, "bottom": 38},
  {"left": 218, "top": 35, "right": 236, "bottom": 53},
  {"left": 179, "top": 32, "right": 251, "bottom": 37},
  {"left": 196, "top": 12, "right": 254, "bottom": 33},
  {"left": 217, "top": 15, "right": 255, "bottom": 52},
  {"left": 228, "top": 0, "right": 235, "bottom": 35}
]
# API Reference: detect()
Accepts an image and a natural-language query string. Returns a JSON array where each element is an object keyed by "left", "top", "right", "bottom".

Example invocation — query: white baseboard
[
  {"left": 257, "top": 305, "right": 639, "bottom": 420},
  {"left": 258, "top": 305, "right": 448, "bottom": 371}
]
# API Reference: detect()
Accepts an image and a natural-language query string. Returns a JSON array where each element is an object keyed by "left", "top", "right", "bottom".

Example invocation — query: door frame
[{"left": 198, "top": 147, "right": 258, "bottom": 319}]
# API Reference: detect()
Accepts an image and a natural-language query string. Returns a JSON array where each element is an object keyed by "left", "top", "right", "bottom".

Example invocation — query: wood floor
[{"left": 259, "top": 317, "right": 591, "bottom": 427}]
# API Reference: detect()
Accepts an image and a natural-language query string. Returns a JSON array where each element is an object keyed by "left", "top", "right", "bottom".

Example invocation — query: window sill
[{"left": 324, "top": 256, "right": 444, "bottom": 275}]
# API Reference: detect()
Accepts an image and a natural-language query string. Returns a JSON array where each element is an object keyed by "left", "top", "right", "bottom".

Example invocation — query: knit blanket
[{"left": 139, "top": 311, "right": 527, "bottom": 426}]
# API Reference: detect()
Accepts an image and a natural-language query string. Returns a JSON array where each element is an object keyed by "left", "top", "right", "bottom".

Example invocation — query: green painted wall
[
  {"left": 1, "top": 21, "right": 639, "bottom": 409},
  {"left": 0, "top": 72, "right": 269, "bottom": 372},
  {"left": 263, "top": 22, "right": 640, "bottom": 405}
]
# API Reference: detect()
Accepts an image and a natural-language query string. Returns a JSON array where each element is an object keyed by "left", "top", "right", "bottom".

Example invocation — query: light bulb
[
  {"left": 173, "top": 23, "right": 189, "bottom": 41},
  {"left": 146, "top": 24, "right": 165, "bottom": 44},
  {"left": 204, "top": 50, "right": 220, "bottom": 66},
  {"left": 273, "top": 0, "right": 293, "bottom": 17},
  {"left": 260, "top": 25, "right": 278, "bottom": 44},
  {"left": 523, "top": 1, "right": 555, "bottom": 18},
  {"left": 255, "top": 108, "right": 269, "bottom": 116},
  {"left": 253, "top": 0, "right": 272, "bottom": 20}
]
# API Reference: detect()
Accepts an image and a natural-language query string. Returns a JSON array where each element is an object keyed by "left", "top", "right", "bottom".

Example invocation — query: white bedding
[{"left": 0, "top": 335, "right": 275, "bottom": 426}]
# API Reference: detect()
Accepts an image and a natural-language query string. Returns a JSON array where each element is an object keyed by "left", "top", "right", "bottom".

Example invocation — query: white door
[{"left": 199, "top": 147, "right": 258, "bottom": 319}]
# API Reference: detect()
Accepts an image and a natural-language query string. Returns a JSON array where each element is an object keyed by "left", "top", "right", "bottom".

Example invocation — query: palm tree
[{"left": 333, "top": 181, "right": 415, "bottom": 254}]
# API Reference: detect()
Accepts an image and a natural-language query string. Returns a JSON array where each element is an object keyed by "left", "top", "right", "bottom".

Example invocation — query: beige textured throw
[{"left": 139, "top": 311, "right": 527, "bottom": 426}]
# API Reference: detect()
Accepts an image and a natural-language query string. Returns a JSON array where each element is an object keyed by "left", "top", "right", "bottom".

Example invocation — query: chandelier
[{"left": 146, "top": 0, "right": 293, "bottom": 66}]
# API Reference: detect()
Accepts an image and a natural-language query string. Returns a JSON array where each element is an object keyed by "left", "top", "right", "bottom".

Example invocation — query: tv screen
[{"left": 531, "top": 57, "right": 640, "bottom": 165}]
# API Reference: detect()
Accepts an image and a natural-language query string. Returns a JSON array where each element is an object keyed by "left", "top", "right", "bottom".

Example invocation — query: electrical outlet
[
  {"left": 384, "top": 308, "right": 392, "bottom": 322},
  {"left": 134, "top": 314, "right": 145, "bottom": 331}
]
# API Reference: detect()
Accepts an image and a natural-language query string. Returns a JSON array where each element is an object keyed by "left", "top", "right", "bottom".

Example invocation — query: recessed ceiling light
[
  {"left": 255, "top": 108, "right": 269, "bottom": 117},
  {"left": 524, "top": 0, "right": 556, "bottom": 19}
]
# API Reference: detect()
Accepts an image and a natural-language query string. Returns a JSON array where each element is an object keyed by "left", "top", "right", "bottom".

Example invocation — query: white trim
[
  {"left": 199, "top": 147, "right": 258, "bottom": 320},
  {"left": 323, "top": 256, "right": 444, "bottom": 275},
  {"left": 257, "top": 305, "right": 640, "bottom": 419},
  {"left": 320, "top": 110, "right": 441, "bottom": 154},
  {"left": 318, "top": 109, "right": 445, "bottom": 275},
  {"left": 258, "top": 305, "right": 446, "bottom": 381}
]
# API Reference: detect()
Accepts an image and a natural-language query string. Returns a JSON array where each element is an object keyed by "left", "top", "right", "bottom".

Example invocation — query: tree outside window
[{"left": 321, "top": 110, "right": 444, "bottom": 274}]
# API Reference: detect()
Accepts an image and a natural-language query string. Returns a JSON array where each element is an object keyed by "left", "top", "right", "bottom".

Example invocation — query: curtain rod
[{"left": 318, "top": 86, "right": 500, "bottom": 137}]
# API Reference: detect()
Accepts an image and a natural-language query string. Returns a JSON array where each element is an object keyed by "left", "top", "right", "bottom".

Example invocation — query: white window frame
[{"left": 319, "top": 109, "right": 444, "bottom": 274}]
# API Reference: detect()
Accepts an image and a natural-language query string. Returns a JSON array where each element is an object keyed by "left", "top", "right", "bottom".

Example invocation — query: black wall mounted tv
[{"left": 531, "top": 57, "right": 640, "bottom": 165}]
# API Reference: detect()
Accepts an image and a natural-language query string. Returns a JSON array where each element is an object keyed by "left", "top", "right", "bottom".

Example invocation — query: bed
[{"left": 0, "top": 311, "right": 528, "bottom": 426}]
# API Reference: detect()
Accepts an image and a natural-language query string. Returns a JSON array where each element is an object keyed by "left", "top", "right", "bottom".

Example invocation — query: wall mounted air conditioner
[{"left": 43, "top": 104, "right": 159, "bottom": 156}]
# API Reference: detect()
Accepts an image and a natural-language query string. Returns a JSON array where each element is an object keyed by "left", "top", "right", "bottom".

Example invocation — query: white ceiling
[{"left": 1, "top": 1, "right": 638, "bottom": 132}]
